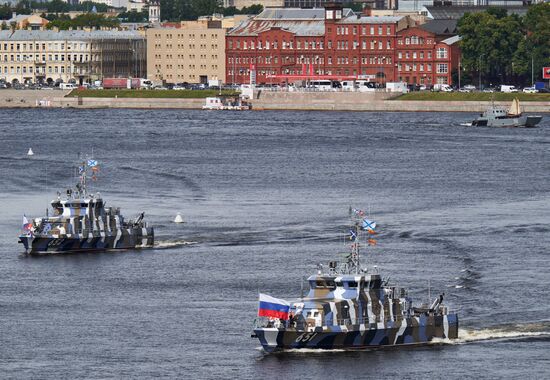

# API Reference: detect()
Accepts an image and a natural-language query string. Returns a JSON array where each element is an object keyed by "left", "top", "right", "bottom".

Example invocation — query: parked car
[
  {"left": 538, "top": 88, "right": 550, "bottom": 93},
  {"left": 463, "top": 85, "right": 476, "bottom": 92},
  {"left": 172, "top": 85, "right": 186, "bottom": 90},
  {"left": 153, "top": 86, "right": 168, "bottom": 90},
  {"left": 522, "top": 87, "right": 537, "bottom": 93},
  {"left": 482, "top": 88, "right": 495, "bottom": 93}
]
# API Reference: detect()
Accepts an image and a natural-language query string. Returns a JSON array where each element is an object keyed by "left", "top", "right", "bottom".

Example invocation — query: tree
[
  {"left": 458, "top": 11, "right": 524, "bottom": 86},
  {"left": 513, "top": 3, "right": 550, "bottom": 84},
  {"left": 118, "top": 9, "right": 148, "bottom": 23}
]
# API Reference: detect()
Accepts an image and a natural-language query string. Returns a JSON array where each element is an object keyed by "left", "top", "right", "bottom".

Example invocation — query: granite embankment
[
  {"left": 251, "top": 91, "right": 550, "bottom": 112},
  {"left": 1, "top": 90, "right": 549, "bottom": 112}
]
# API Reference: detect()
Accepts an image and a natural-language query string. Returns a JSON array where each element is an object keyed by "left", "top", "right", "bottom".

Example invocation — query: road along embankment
[{"left": 1, "top": 90, "right": 549, "bottom": 112}]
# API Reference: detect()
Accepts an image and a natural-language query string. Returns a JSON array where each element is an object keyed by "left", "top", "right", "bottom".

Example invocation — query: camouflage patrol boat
[
  {"left": 252, "top": 209, "right": 458, "bottom": 352},
  {"left": 18, "top": 158, "right": 154, "bottom": 255}
]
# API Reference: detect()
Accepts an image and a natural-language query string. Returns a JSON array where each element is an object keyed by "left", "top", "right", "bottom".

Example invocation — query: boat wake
[
  {"left": 154, "top": 239, "right": 197, "bottom": 249},
  {"left": 432, "top": 321, "right": 550, "bottom": 345}
]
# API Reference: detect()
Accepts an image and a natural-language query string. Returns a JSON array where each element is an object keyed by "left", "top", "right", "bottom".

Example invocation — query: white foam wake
[
  {"left": 432, "top": 323, "right": 550, "bottom": 345},
  {"left": 154, "top": 240, "right": 197, "bottom": 249}
]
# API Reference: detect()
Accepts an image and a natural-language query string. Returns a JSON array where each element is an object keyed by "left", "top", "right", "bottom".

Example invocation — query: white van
[
  {"left": 309, "top": 80, "right": 333, "bottom": 91},
  {"left": 59, "top": 83, "right": 77, "bottom": 90},
  {"left": 433, "top": 83, "right": 453, "bottom": 92},
  {"left": 356, "top": 80, "right": 377, "bottom": 92},
  {"left": 500, "top": 85, "right": 518, "bottom": 93}
]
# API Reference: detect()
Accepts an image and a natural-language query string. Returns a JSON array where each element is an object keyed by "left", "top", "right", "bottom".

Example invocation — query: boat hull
[
  {"left": 254, "top": 314, "right": 458, "bottom": 352},
  {"left": 18, "top": 227, "right": 154, "bottom": 255},
  {"left": 473, "top": 115, "right": 542, "bottom": 128}
]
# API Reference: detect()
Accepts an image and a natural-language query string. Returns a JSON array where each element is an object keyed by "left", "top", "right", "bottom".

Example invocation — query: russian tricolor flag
[{"left": 258, "top": 293, "right": 290, "bottom": 320}]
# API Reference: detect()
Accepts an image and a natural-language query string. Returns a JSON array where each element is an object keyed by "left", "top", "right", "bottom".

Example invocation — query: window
[
  {"left": 436, "top": 63, "right": 448, "bottom": 73},
  {"left": 437, "top": 47, "right": 447, "bottom": 59}
]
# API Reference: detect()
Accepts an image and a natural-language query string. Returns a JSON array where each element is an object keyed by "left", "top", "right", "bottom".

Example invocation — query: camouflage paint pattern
[
  {"left": 19, "top": 196, "right": 153, "bottom": 255},
  {"left": 254, "top": 274, "right": 458, "bottom": 351}
]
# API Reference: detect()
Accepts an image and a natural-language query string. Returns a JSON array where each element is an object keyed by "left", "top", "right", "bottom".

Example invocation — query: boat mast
[{"left": 348, "top": 212, "right": 362, "bottom": 274}]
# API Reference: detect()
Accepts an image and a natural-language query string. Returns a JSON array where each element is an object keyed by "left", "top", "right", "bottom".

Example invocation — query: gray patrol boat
[
  {"left": 471, "top": 98, "right": 542, "bottom": 127},
  {"left": 18, "top": 158, "right": 154, "bottom": 254},
  {"left": 252, "top": 210, "right": 459, "bottom": 352}
]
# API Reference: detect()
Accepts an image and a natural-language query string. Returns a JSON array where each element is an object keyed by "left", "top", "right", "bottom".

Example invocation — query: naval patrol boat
[
  {"left": 252, "top": 210, "right": 459, "bottom": 352},
  {"left": 18, "top": 158, "right": 154, "bottom": 254},
  {"left": 470, "top": 98, "right": 542, "bottom": 127}
]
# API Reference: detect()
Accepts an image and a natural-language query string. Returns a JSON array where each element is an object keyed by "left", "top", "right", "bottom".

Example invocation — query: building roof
[
  {"left": 338, "top": 15, "right": 404, "bottom": 24},
  {"left": 440, "top": 35, "right": 460, "bottom": 45},
  {"left": 420, "top": 19, "right": 457, "bottom": 35},
  {"left": 255, "top": 8, "right": 353, "bottom": 20},
  {"left": 425, "top": 5, "right": 529, "bottom": 20},
  {"left": 228, "top": 8, "right": 404, "bottom": 37},
  {"left": 228, "top": 8, "right": 331, "bottom": 36},
  {"left": 0, "top": 29, "right": 145, "bottom": 41}
]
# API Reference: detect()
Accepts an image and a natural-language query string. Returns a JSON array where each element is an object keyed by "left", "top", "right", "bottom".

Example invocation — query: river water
[{"left": 1, "top": 109, "right": 549, "bottom": 378}]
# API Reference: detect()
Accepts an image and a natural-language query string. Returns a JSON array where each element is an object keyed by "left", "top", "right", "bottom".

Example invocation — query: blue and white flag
[
  {"left": 78, "top": 166, "right": 84, "bottom": 174},
  {"left": 361, "top": 218, "right": 376, "bottom": 232},
  {"left": 87, "top": 159, "right": 98, "bottom": 167},
  {"left": 349, "top": 229, "right": 357, "bottom": 241}
]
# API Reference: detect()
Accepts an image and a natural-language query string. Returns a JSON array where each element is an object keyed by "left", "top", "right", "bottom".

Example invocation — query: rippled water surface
[{"left": 1, "top": 109, "right": 549, "bottom": 378}]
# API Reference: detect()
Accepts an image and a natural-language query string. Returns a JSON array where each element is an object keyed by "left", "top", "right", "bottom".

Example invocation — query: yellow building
[
  {"left": 0, "top": 29, "right": 146, "bottom": 85},
  {"left": 146, "top": 19, "right": 226, "bottom": 85}
]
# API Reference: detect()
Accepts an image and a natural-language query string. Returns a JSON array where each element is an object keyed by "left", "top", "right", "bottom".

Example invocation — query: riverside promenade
[{"left": 1, "top": 90, "right": 549, "bottom": 112}]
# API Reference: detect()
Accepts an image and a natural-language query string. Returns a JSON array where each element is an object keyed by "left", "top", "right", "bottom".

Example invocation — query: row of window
[
  {"left": 153, "top": 43, "right": 219, "bottom": 50},
  {"left": 1, "top": 65, "right": 87, "bottom": 74},
  {"left": 153, "top": 33, "right": 219, "bottom": 40},
  {"left": 1, "top": 54, "right": 90, "bottom": 63},
  {"left": 331, "top": 39, "right": 392, "bottom": 50},
  {"left": 0, "top": 42, "right": 90, "bottom": 52},
  {"left": 335, "top": 25, "right": 392, "bottom": 37},
  {"left": 396, "top": 36, "right": 432, "bottom": 46},
  {"left": 398, "top": 63, "right": 433, "bottom": 72}
]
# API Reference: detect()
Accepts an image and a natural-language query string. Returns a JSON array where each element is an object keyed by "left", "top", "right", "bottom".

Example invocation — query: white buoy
[
  {"left": 174, "top": 213, "right": 184, "bottom": 223},
  {"left": 27, "top": 148, "right": 34, "bottom": 156}
]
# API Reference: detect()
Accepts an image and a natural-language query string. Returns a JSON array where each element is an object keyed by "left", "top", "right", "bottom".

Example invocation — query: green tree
[
  {"left": 513, "top": 3, "right": 550, "bottom": 84},
  {"left": 458, "top": 11, "right": 524, "bottom": 86}
]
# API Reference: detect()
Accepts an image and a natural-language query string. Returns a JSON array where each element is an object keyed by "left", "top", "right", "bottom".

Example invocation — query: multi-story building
[
  {"left": 0, "top": 29, "right": 146, "bottom": 85},
  {"left": 226, "top": 4, "right": 459, "bottom": 85},
  {"left": 147, "top": 18, "right": 226, "bottom": 84},
  {"left": 396, "top": 25, "right": 459, "bottom": 85}
]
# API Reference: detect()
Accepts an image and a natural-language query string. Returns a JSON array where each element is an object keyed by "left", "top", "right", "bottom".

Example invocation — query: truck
[{"left": 102, "top": 78, "right": 152, "bottom": 89}]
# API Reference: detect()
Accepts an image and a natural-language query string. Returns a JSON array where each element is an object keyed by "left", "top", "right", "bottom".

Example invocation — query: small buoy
[
  {"left": 27, "top": 148, "right": 34, "bottom": 156},
  {"left": 174, "top": 213, "right": 184, "bottom": 223}
]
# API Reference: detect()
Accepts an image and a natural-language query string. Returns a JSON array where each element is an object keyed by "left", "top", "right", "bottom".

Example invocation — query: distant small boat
[
  {"left": 174, "top": 213, "right": 184, "bottom": 223},
  {"left": 202, "top": 96, "right": 251, "bottom": 110},
  {"left": 471, "top": 98, "right": 542, "bottom": 128},
  {"left": 27, "top": 148, "right": 34, "bottom": 156}
]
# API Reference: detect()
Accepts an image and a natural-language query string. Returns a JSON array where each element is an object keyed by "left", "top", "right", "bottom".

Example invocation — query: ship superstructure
[
  {"left": 252, "top": 209, "right": 458, "bottom": 352},
  {"left": 18, "top": 158, "right": 154, "bottom": 254}
]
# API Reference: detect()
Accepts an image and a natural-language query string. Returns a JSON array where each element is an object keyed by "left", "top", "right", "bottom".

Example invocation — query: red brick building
[
  {"left": 226, "top": 4, "right": 460, "bottom": 86},
  {"left": 396, "top": 26, "right": 460, "bottom": 85}
]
